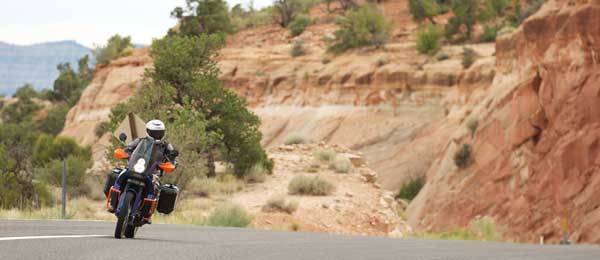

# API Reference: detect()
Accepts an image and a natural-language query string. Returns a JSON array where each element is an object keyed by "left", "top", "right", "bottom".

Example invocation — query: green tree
[
  {"left": 409, "top": 0, "right": 440, "bottom": 24},
  {"left": 52, "top": 63, "right": 82, "bottom": 105},
  {"left": 1, "top": 93, "right": 41, "bottom": 123},
  {"left": 328, "top": 4, "right": 390, "bottom": 53},
  {"left": 288, "top": 15, "right": 312, "bottom": 37},
  {"left": 37, "top": 105, "right": 70, "bottom": 135},
  {"left": 38, "top": 155, "right": 92, "bottom": 196},
  {"left": 77, "top": 55, "right": 94, "bottom": 84},
  {"left": 169, "top": 0, "right": 233, "bottom": 36},
  {"left": 416, "top": 25, "right": 442, "bottom": 55},
  {"left": 109, "top": 35, "right": 270, "bottom": 178},
  {"left": 0, "top": 123, "right": 39, "bottom": 209},
  {"left": 14, "top": 84, "right": 38, "bottom": 99},
  {"left": 445, "top": 0, "right": 480, "bottom": 42},
  {"left": 93, "top": 34, "right": 133, "bottom": 66}
]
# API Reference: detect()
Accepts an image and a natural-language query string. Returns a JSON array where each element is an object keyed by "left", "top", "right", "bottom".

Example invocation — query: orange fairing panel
[
  {"left": 114, "top": 148, "right": 129, "bottom": 159},
  {"left": 159, "top": 162, "right": 175, "bottom": 174}
]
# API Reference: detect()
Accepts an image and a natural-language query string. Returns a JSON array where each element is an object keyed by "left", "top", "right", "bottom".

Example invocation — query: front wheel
[{"left": 114, "top": 191, "right": 134, "bottom": 239}]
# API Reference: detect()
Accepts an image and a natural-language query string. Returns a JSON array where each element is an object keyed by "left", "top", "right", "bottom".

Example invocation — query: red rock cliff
[{"left": 408, "top": 0, "right": 600, "bottom": 244}]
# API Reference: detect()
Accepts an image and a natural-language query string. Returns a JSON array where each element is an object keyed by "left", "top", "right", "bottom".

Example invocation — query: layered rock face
[
  {"left": 408, "top": 0, "right": 600, "bottom": 244},
  {"left": 220, "top": 29, "right": 495, "bottom": 189}
]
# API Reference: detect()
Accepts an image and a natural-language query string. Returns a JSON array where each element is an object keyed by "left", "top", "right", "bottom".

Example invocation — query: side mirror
[
  {"left": 118, "top": 133, "right": 127, "bottom": 142},
  {"left": 170, "top": 150, "right": 179, "bottom": 157}
]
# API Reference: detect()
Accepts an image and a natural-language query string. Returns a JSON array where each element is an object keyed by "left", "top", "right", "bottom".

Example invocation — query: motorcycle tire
[
  {"left": 114, "top": 191, "right": 134, "bottom": 239},
  {"left": 124, "top": 223, "right": 137, "bottom": 238}
]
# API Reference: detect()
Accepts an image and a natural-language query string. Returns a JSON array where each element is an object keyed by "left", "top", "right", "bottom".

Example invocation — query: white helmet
[{"left": 146, "top": 119, "right": 166, "bottom": 140}]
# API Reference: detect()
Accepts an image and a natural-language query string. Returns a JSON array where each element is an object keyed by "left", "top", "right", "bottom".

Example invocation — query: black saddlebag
[
  {"left": 103, "top": 168, "right": 122, "bottom": 197},
  {"left": 157, "top": 184, "right": 179, "bottom": 214}
]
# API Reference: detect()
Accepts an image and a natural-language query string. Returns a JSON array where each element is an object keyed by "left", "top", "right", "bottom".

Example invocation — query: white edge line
[{"left": 0, "top": 235, "right": 108, "bottom": 241}]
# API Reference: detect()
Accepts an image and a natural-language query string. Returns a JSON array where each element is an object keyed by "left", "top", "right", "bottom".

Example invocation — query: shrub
[
  {"left": 395, "top": 177, "right": 425, "bottom": 201},
  {"left": 288, "top": 175, "right": 334, "bottom": 195},
  {"left": 518, "top": 0, "right": 545, "bottom": 24},
  {"left": 262, "top": 195, "right": 299, "bottom": 214},
  {"left": 231, "top": 6, "right": 274, "bottom": 30},
  {"left": 273, "top": 0, "right": 316, "bottom": 27},
  {"left": 466, "top": 117, "right": 479, "bottom": 137},
  {"left": 38, "top": 105, "right": 69, "bottom": 136},
  {"left": 444, "top": 0, "right": 480, "bottom": 42},
  {"left": 328, "top": 4, "right": 391, "bottom": 54},
  {"left": 436, "top": 52, "right": 450, "bottom": 61},
  {"left": 288, "top": 15, "right": 312, "bottom": 37},
  {"left": 290, "top": 40, "right": 307, "bottom": 57},
  {"left": 244, "top": 164, "right": 267, "bottom": 183},
  {"left": 481, "top": 0, "right": 509, "bottom": 20},
  {"left": 376, "top": 57, "right": 388, "bottom": 67},
  {"left": 480, "top": 25, "right": 498, "bottom": 42},
  {"left": 408, "top": 0, "right": 440, "bottom": 24},
  {"left": 420, "top": 217, "right": 502, "bottom": 241},
  {"left": 454, "top": 144, "right": 472, "bottom": 168},
  {"left": 315, "top": 149, "right": 336, "bottom": 162},
  {"left": 206, "top": 203, "right": 252, "bottom": 227},
  {"left": 329, "top": 155, "right": 352, "bottom": 173},
  {"left": 416, "top": 25, "right": 442, "bottom": 55},
  {"left": 321, "top": 57, "right": 331, "bottom": 64},
  {"left": 39, "top": 155, "right": 93, "bottom": 196},
  {"left": 94, "top": 121, "right": 110, "bottom": 138},
  {"left": 187, "top": 176, "right": 244, "bottom": 197},
  {"left": 93, "top": 34, "right": 133, "bottom": 66},
  {"left": 462, "top": 47, "right": 476, "bottom": 69},
  {"left": 169, "top": 0, "right": 233, "bottom": 36},
  {"left": 284, "top": 134, "right": 306, "bottom": 145}
]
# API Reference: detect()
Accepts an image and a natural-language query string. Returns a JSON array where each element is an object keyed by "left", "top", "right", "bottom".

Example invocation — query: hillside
[
  {"left": 0, "top": 41, "right": 92, "bottom": 95},
  {"left": 59, "top": 0, "right": 600, "bottom": 244}
]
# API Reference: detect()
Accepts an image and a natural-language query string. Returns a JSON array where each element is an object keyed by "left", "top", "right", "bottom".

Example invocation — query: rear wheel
[{"left": 114, "top": 191, "right": 134, "bottom": 239}]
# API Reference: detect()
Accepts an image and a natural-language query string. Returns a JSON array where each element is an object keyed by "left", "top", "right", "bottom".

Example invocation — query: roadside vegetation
[
  {"left": 0, "top": 50, "right": 95, "bottom": 210},
  {"left": 417, "top": 217, "right": 503, "bottom": 241},
  {"left": 395, "top": 177, "right": 425, "bottom": 201},
  {"left": 205, "top": 203, "right": 253, "bottom": 227},
  {"left": 262, "top": 195, "right": 299, "bottom": 214},
  {"left": 288, "top": 175, "right": 335, "bottom": 195}
]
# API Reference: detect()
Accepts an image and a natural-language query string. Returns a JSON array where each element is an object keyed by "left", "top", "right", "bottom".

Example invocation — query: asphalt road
[{"left": 1, "top": 220, "right": 599, "bottom": 260}]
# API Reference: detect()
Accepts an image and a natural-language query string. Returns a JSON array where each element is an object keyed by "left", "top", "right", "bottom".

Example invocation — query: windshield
[{"left": 128, "top": 138, "right": 156, "bottom": 176}]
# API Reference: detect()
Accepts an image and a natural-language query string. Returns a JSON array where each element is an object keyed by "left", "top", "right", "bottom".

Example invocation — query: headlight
[{"left": 133, "top": 158, "right": 146, "bottom": 173}]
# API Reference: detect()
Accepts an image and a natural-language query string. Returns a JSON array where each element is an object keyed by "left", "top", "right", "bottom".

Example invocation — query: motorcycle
[{"left": 106, "top": 133, "right": 179, "bottom": 239}]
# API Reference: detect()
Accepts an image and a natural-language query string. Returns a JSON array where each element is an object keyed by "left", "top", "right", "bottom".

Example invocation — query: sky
[{"left": 0, "top": 0, "right": 272, "bottom": 48}]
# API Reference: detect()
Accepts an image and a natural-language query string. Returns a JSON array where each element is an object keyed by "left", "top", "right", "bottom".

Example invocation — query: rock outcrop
[{"left": 407, "top": 0, "right": 600, "bottom": 244}]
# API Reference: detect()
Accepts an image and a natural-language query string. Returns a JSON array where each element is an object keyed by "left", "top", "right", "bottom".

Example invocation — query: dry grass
[
  {"left": 244, "top": 164, "right": 267, "bottom": 184},
  {"left": 288, "top": 175, "right": 335, "bottom": 196},
  {"left": 284, "top": 134, "right": 306, "bottom": 145},
  {"left": 205, "top": 202, "right": 252, "bottom": 227},
  {"left": 262, "top": 195, "right": 299, "bottom": 214},
  {"left": 0, "top": 197, "right": 112, "bottom": 221},
  {"left": 329, "top": 155, "right": 352, "bottom": 173},
  {"left": 315, "top": 149, "right": 336, "bottom": 162},
  {"left": 187, "top": 175, "right": 245, "bottom": 197}
]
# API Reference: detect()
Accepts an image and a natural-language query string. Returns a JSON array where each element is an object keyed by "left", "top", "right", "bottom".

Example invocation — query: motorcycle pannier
[
  {"left": 157, "top": 184, "right": 179, "bottom": 214},
  {"left": 103, "top": 168, "right": 122, "bottom": 197}
]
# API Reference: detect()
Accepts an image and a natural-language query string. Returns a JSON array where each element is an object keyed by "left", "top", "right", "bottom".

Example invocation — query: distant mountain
[{"left": 0, "top": 41, "right": 93, "bottom": 96}]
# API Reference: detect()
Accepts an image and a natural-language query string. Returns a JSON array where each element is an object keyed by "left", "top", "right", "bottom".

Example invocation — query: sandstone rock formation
[{"left": 407, "top": 0, "right": 600, "bottom": 244}]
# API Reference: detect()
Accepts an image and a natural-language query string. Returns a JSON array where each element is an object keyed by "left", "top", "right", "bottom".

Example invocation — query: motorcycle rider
[{"left": 109, "top": 119, "right": 177, "bottom": 216}]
